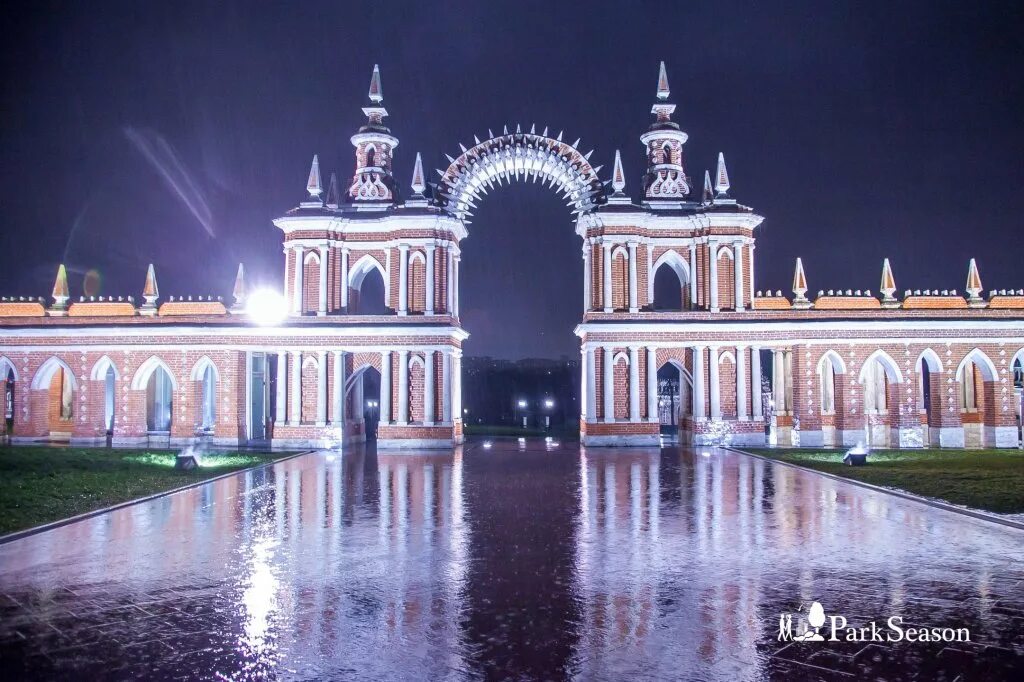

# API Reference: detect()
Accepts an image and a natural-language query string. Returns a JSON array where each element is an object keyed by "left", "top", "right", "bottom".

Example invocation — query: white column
[
  {"left": 446, "top": 248, "right": 454, "bottom": 314},
  {"left": 628, "top": 346, "right": 640, "bottom": 422},
  {"left": 733, "top": 240, "right": 744, "bottom": 311},
  {"left": 316, "top": 351, "right": 327, "bottom": 425},
  {"left": 452, "top": 353, "right": 463, "bottom": 419},
  {"left": 784, "top": 350, "right": 794, "bottom": 413},
  {"left": 318, "top": 244, "right": 329, "bottom": 316},
  {"left": 628, "top": 242, "right": 638, "bottom": 313},
  {"left": 709, "top": 240, "right": 719, "bottom": 312},
  {"left": 442, "top": 351, "right": 451, "bottom": 422},
  {"left": 275, "top": 351, "right": 287, "bottom": 423},
  {"left": 647, "top": 347, "right": 658, "bottom": 423},
  {"left": 385, "top": 248, "right": 392, "bottom": 308},
  {"left": 582, "top": 244, "right": 591, "bottom": 312},
  {"left": 773, "top": 349, "right": 786, "bottom": 415},
  {"left": 689, "top": 242, "right": 698, "bottom": 308},
  {"left": 586, "top": 346, "right": 597, "bottom": 422},
  {"left": 380, "top": 351, "right": 391, "bottom": 423},
  {"left": 453, "top": 256, "right": 461, "bottom": 316},
  {"left": 751, "top": 347, "right": 763, "bottom": 419},
  {"left": 580, "top": 347, "right": 587, "bottom": 420},
  {"left": 709, "top": 347, "right": 721, "bottom": 419},
  {"left": 646, "top": 243, "right": 654, "bottom": 307},
  {"left": 748, "top": 245, "right": 756, "bottom": 303},
  {"left": 353, "top": 378, "right": 364, "bottom": 424},
  {"left": 332, "top": 350, "right": 346, "bottom": 426},
  {"left": 292, "top": 246, "right": 304, "bottom": 314},
  {"left": 425, "top": 243, "right": 436, "bottom": 315},
  {"left": 398, "top": 244, "right": 409, "bottom": 315},
  {"left": 397, "top": 350, "right": 409, "bottom": 424},
  {"left": 603, "top": 346, "right": 615, "bottom": 423},
  {"left": 340, "top": 248, "right": 349, "bottom": 311},
  {"left": 602, "top": 243, "right": 613, "bottom": 312},
  {"left": 737, "top": 346, "right": 748, "bottom": 419},
  {"left": 693, "top": 346, "right": 706, "bottom": 418},
  {"left": 424, "top": 351, "right": 435, "bottom": 424},
  {"left": 289, "top": 351, "right": 301, "bottom": 425}
]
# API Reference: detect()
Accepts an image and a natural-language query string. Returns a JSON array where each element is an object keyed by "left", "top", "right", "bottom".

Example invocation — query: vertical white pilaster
[
  {"left": 289, "top": 351, "right": 301, "bottom": 425},
  {"left": 737, "top": 346, "right": 747, "bottom": 419},
  {"left": 646, "top": 243, "right": 654, "bottom": 307},
  {"left": 452, "top": 352, "right": 463, "bottom": 419},
  {"left": 316, "top": 351, "right": 327, "bottom": 425},
  {"left": 586, "top": 346, "right": 596, "bottom": 422},
  {"left": 629, "top": 346, "right": 640, "bottom": 422},
  {"left": 709, "top": 347, "right": 721, "bottom": 419},
  {"left": 628, "top": 242, "right": 638, "bottom": 313},
  {"left": 332, "top": 350, "right": 345, "bottom": 426},
  {"left": 709, "top": 241, "right": 719, "bottom": 312},
  {"left": 748, "top": 244, "right": 756, "bottom": 303},
  {"left": 453, "top": 256, "right": 461, "bottom": 316},
  {"left": 292, "top": 246, "right": 304, "bottom": 314},
  {"left": 442, "top": 351, "right": 451, "bottom": 423},
  {"left": 318, "top": 244, "right": 329, "bottom": 316},
  {"left": 647, "top": 347, "right": 658, "bottom": 423},
  {"left": 425, "top": 243, "right": 436, "bottom": 315},
  {"left": 603, "top": 346, "right": 615, "bottom": 423},
  {"left": 446, "top": 248, "right": 454, "bottom": 314},
  {"left": 580, "top": 347, "right": 587, "bottom": 420},
  {"left": 751, "top": 347, "right": 763, "bottom": 419},
  {"left": 689, "top": 242, "right": 697, "bottom": 308},
  {"left": 784, "top": 350, "right": 794, "bottom": 413},
  {"left": 693, "top": 346, "right": 706, "bottom": 418},
  {"left": 582, "top": 243, "right": 591, "bottom": 312},
  {"left": 398, "top": 244, "right": 409, "bottom": 315},
  {"left": 275, "top": 351, "right": 287, "bottom": 423},
  {"left": 773, "top": 349, "right": 786, "bottom": 415},
  {"left": 602, "top": 243, "right": 613, "bottom": 312},
  {"left": 380, "top": 351, "right": 391, "bottom": 423},
  {"left": 733, "top": 240, "right": 744, "bottom": 311},
  {"left": 340, "top": 248, "right": 350, "bottom": 311},
  {"left": 397, "top": 350, "right": 409, "bottom": 424},
  {"left": 424, "top": 351, "right": 435, "bottom": 424}
]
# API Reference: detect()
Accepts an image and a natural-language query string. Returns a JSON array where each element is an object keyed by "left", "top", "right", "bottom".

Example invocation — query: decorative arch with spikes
[{"left": 435, "top": 128, "right": 604, "bottom": 221}]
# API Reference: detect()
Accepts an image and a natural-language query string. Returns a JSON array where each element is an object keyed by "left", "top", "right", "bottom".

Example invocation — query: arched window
[
  {"left": 366, "top": 145, "right": 376, "bottom": 168},
  {"left": 818, "top": 353, "right": 844, "bottom": 413},
  {"left": 103, "top": 366, "right": 116, "bottom": 433},
  {"left": 652, "top": 250, "right": 689, "bottom": 311},
  {"left": 662, "top": 142, "right": 673, "bottom": 165},
  {"left": 201, "top": 364, "right": 216, "bottom": 431},
  {"left": 348, "top": 255, "right": 389, "bottom": 314},
  {"left": 146, "top": 366, "right": 173, "bottom": 432}
]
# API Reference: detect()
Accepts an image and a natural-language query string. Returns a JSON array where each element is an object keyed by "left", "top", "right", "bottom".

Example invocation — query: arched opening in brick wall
[
  {"left": 817, "top": 351, "right": 846, "bottom": 446},
  {"left": 302, "top": 251, "right": 321, "bottom": 315},
  {"left": 348, "top": 254, "right": 388, "bottom": 315},
  {"left": 652, "top": 250, "right": 690, "bottom": 311},
  {"left": 31, "top": 357, "right": 77, "bottom": 439},
  {"left": 916, "top": 349, "right": 943, "bottom": 446},
  {"left": 858, "top": 351, "right": 902, "bottom": 448},
  {"left": 716, "top": 247, "right": 735, "bottom": 311},
  {"left": 956, "top": 349, "right": 999, "bottom": 447},
  {"left": 346, "top": 365, "right": 380, "bottom": 441},
  {"left": 191, "top": 357, "right": 219, "bottom": 433},
  {"left": 657, "top": 360, "right": 691, "bottom": 434},
  {"left": 408, "top": 251, "right": 426, "bottom": 314},
  {"left": 1, "top": 356, "right": 18, "bottom": 436},
  {"left": 90, "top": 356, "right": 119, "bottom": 435}
]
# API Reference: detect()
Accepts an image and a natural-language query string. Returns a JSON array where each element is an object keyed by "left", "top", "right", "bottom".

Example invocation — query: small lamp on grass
[
  {"left": 843, "top": 444, "right": 869, "bottom": 466},
  {"left": 175, "top": 445, "right": 202, "bottom": 471}
]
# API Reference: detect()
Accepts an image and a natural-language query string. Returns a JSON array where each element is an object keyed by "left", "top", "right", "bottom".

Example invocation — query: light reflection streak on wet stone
[{"left": 0, "top": 441, "right": 1020, "bottom": 680}]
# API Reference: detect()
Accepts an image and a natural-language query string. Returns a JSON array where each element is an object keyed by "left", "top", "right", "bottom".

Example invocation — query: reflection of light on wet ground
[{"left": 0, "top": 441, "right": 1020, "bottom": 679}]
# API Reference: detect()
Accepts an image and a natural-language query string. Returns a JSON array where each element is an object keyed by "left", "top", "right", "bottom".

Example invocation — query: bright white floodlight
[
  {"left": 246, "top": 289, "right": 288, "bottom": 325},
  {"left": 517, "top": 399, "right": 527, "bottom": 408},
  {"left": 544, "top": 399, "right": 554, "bottom": 409}
]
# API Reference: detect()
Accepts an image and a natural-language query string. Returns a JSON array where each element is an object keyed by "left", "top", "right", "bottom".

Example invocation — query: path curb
[{"left": 725, "top": 447, "right": 1024, "bottom": 532}]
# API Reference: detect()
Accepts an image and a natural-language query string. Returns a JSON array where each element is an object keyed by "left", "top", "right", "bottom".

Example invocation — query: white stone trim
[{"left": 129, "top": 356, "right": 176, "bottom": 391}]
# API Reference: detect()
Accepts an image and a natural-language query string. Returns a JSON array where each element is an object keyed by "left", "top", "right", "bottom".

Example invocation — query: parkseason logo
[{"left": 778, "top": 601, "right": 971, "bottom": 644}]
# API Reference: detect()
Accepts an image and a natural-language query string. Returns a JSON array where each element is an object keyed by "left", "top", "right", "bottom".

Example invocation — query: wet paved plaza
[{"left": 0, "top": 439, "right": 1022, "bottom": 680}]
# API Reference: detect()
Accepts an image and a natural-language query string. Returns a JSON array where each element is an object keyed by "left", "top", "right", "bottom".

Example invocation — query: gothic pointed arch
[
  {"left": 131, "top": 357, "right": 178, "bottom": 391},
  {"left": 348, "top": 253, "right": 387, "bottom": 289},
  {"left": 31, "top": 357, "right": 77, "bottom": 391},
  {"left": 0, "top": 355, "right": 18, "bottom": 382},
  {"left": 190, "top": 356, "right": 221, "bottom": 382},
  {"left": 818, "top": 350, "right": 847, "bottom": 374},
  {"left": 916, "top": 348, "right": 943, "bottom": 373},
  {"left": 90, "top": 355, "right": 121, "bottom": 381},
  {"left": 858, "top": 349, "right": 903, "bottom": 384},
  {"left": 955, "top": 348, "right": 998, "bottom": 382},
  {"left": 436, "top": 131, "right": 604, "bottom": 219}
]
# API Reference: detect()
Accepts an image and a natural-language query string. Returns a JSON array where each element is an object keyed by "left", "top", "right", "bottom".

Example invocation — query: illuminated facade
[{"left": 1, "top": 63, "right": 1023, "bottom": 448}]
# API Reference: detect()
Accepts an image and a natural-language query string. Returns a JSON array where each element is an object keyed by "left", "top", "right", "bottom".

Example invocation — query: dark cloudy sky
[{"left": 2, "top": 1, "right": 1022, "bottom": 359}]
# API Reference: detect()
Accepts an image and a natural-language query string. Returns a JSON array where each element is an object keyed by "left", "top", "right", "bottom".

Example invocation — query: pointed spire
[
  {"left": 703, "top": 170, "right": 713, "bottom": 204},
  {"left": 141, "top": 264, "right": 159, "bottom": 315},
  {"left": 966, "top": 258, "right": 985, "bottom": 307},
  {"left": 611, "top": 150, "right": 626, "bottom": 194},
  {"left": 325, "top": 172, "right": 340, "bottom": 208},
  {"left": 792, "top": 258, "right": 811, "bottom": 308},
  {"left": 306, "top": 155, "right": 322, "bottom": 198},
  {"left": 411, "top": 152, "right": 426, "bottom": 194},
  {"left": 49, "top": 264, "right": 69, "bottom": 315},
  {"left": 231, "top": 263, "right": 247, "bottom": 312},
  {"left": 368, "top": 64, "right": 383, "bottom": 103},
  {"left": 715, "top": 152, "right": 730, "bottom": 196},
  {"left": 656, "top": 61, "right": 670, "bottom": 101},
  {"left": 880, "top": 258, "right": 898, "bottom": 307}
]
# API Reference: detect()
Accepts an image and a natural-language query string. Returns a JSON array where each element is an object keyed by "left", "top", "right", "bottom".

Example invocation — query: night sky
[{"left": 2, "top": 1, "right": 1022, "bottom": 359}]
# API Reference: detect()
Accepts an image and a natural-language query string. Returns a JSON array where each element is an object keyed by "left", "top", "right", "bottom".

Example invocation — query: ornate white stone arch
[
  {"left": 31, "top": 357, "right": 77, "bottom": 391},
  {"left": 131, "top": 357, "right": 178, "bottom": 391},
  {"left": 303, "top": 250, "right": 321, "bottom": 266},
  {"left": 189, "top": 356, "right": 220, "bottom": 382},
  {"left": 438, "top": 130, "right": 603, "bottom": 220},
  {"left": 955, "top": 348, "right": 998, "bottom": 382},
  {"left": 916, "top": 348, "right": 943, "bottom": 373},
  {"left": 348, "top": 253, "right": 387, "bottom": 289},
  {"left": 858, "top": 349, "right": 903, "bottom": 384},
  {"left": 345, "top": 363, "right": 378, "bottom": 394},
  {"left": 302, "top": 354, "right": 319, "bottom": 370},
  {"left": 90, "top": 355, "right": 120, "bottom": 381},
  {"left": 717, "top": 245, "right": 734, "bottom": 260},
  {"left": 652, "top": 249, "right": 690, "bottom": 285},
  {"left": 659, "top": 358, "right": 693, "bottom": 387},
  {"left": 409, "top": 251, "right": 425, "bottom": 266},
  {"left": 408, "top": 355, "right": 425, "bottom": 370},
  {"left": 818, "top": 350, "right": 847, "bottom": 374},
  {"left": 719, "top": 350, "right": 736, "bottom": 364},
  {"left": 0, "top": 355, "right": 18, "bottom": 382}
]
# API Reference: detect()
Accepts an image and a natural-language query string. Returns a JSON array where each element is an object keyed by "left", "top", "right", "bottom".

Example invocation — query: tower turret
[
  {"left": 349, "top": 64, "right": 399, "bottom": 204},
  {"left": 640, "top": 61, "right": 690, "bottom": 202}
]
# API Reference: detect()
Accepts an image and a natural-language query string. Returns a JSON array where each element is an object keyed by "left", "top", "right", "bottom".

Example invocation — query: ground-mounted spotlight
[
  {"left": 246, "top": 289, "right": 288, "bottom": 326},
  {"left": 175, "top": 445, "right": 202, "bottom": 470},
  {"left": 483, "top": 441, "right": 492, "bottom": 449}
]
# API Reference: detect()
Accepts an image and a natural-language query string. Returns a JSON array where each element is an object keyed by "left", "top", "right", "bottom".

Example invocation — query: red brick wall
[
  {"left": 717, "top": 251, "right": 735, "bottom": 311},
  {"left": 409, "top": 252, "right": 426, "bottom": 313},
  {"left": 409, "top": 356, "right": 425, "bottom": 423},
  {"left": 303, "top": 255, "right": 320, "bottom": 314},
  {"left": 613, "top": 353, "right": 629, "bottom": 420}
]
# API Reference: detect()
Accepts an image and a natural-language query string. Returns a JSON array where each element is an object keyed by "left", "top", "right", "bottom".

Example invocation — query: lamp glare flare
[{"left": 246, "top": 289, "right": 288, "bottom": 325}]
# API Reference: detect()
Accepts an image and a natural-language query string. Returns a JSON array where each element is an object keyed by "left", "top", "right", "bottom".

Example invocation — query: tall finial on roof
[
  {"left": 411, "top": 152, "right": 426, "bottom": 196},
  {"left": 306, "top": 155, "right": 322, "bottom": 198},
  {"left": 715, "top": 152, "right": 731, "bottom": 197},
  {"left": 141, "top": 264, "right": 159, "bottom": 315},
  {"left": 966, "top": 258, "right": 985, "bottom": 307},
  {"left": 792, "top": 257, "right": 811, "bottom": 308},
  {"left": 325, "top": 172, "right": 340, "bottom": 209},
  {"left": 49, "top": 264, "right": 69, "bottom": 316},
  {"left": 368, "top": 64, "right": 383, "bottom": 103},
  {"left": 231, "top": 263, "right": 247, "bottom": 312},
  {"left": 880, "top": 258, "right": 898, "bottom": 308},
  {"left": 656, "top": 61, "right": 670, "bottom": 101},
  {"left": 611, "top": 150, "right": 626, "bottom": 194},
  {"left": 703, "top": 170, "right": 713, "bottom": 205}
]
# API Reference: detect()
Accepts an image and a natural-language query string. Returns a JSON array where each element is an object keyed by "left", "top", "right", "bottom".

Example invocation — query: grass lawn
[
  {"left": 0, "top": 446, "right": 289, "bottom": 536},
  {"left": 743, "top": 447, "right": 1024, "bottom": 515}
]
